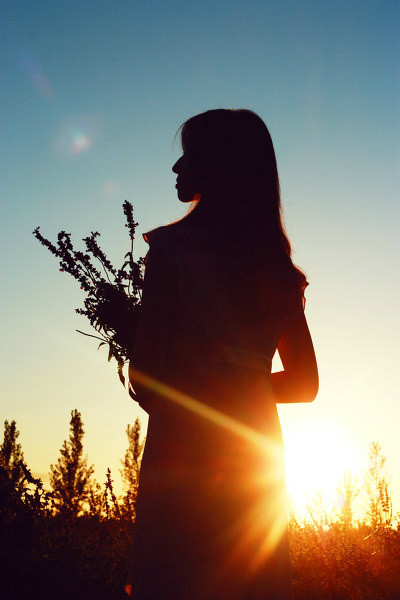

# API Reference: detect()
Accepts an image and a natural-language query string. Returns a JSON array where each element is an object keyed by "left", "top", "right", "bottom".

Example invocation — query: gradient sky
[{"left": 1, "top": 1, "right": 399, "bottom": 512}]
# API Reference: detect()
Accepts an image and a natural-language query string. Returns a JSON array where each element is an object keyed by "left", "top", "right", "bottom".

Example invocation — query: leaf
[
  {"left": 118, "top": 362, "right": 125, "bottom": 387},
  {"left": 76, "top": 329, "right": 105, "bottom": 342},
  {"left": 108, "top": 344, "right": 113, "bottom": 362},
  {"left": 128, "top": 381, "right": 136, "bottom": 400},
  {"left": 98, "top": 342, "right": 106, "bottom": 350}
]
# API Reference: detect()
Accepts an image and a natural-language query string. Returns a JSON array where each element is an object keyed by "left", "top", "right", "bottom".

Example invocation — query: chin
[{"left": 177, "top": 190, "right": 196, "bottom": 203}]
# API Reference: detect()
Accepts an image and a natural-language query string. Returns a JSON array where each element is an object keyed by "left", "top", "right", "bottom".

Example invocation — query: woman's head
[
  {"left": 181, "top": 109, "right": 277, "bottom": 176},
  {"left": 174, "top": 109, "right": 283, "bottom": 240},
  {"left": 173, "top": 109, "right": 279, "bottom": 203},
  {"left": 172, "top": 108, "right": 307, "bottom": 293}
]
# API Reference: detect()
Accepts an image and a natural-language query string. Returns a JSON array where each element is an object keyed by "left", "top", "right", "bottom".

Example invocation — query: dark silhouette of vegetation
[
  {"left": 33, "top": 201, "right": 145, "bottom": 385},
  {"left": 1, "top": 416, "right": 399, "bottom": 599},
  {"left": 0, "top": 414, "right": 144, "bottom": 599},
  {"left": 120, "top": 418, "right": 144, "bottom": 498},
  {"left": 0, "top": 420, "right": 27, "bottom": 496},
  {"left": 49, "top": 409, "right": 95, "bottom": 518}
]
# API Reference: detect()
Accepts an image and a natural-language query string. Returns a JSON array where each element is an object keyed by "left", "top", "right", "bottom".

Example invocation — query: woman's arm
[{"left": 271, "top": 310, "right": 319, "bottom": 403}]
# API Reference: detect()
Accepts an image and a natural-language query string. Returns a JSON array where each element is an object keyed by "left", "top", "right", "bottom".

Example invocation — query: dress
[{"left": 128, "top": 222, "right": 301, "bottom": 600}]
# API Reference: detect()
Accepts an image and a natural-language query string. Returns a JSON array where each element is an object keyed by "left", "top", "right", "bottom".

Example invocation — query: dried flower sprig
[{"left": 33, "top": 201, "right": 145, "bottom": 386}]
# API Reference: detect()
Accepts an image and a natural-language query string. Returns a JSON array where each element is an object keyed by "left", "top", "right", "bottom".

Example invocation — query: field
[{"left": 1, "top": 415, "right": 399, "bottom": 599}]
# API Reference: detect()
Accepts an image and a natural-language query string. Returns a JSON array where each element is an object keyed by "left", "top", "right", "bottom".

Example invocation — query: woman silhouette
[{"left": 127, "top": 109, "right": 318, "bottom": 599}]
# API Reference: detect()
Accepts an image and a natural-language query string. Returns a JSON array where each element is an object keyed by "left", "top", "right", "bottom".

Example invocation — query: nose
[{"left": 172, "top": 156, "right": 184, "bottom": 174}]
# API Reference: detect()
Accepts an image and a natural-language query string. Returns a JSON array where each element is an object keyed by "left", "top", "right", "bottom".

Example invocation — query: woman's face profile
[{"left": 172, "top": 155, "right": 200, "bottom": 203}]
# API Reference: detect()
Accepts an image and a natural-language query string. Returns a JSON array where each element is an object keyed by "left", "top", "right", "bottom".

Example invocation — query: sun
[{"left": 281, "top": 416, "right": 364, "bottom": 519}]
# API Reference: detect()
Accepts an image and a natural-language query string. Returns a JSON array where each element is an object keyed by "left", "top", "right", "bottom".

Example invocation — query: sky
[{"left": 1, "top": 0, "right": 399, "bottom": 515}]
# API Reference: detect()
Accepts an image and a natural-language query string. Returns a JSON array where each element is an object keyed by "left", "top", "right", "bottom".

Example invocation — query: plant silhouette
[
  {"left": 33, "top": 201, "right": 145, "bottom": 385},
  {"left": 50, "top": 409, "right": 95, "bottom": 518}
]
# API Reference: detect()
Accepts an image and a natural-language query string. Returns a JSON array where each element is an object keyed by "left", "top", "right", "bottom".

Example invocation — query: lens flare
[
  {"left": 53, "top": 116, "right": 100, "bottom": 156},
  {"left": 69, "top": 131, "right": 92, "bottom": 154},
  {"left": 18, "top": 49, "right": 56, "bottom": 101}
]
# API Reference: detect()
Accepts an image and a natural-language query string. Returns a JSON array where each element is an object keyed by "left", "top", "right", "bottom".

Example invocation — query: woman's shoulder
[
  {"left": 142, "top": 224, "right": 187, "bottom": 270},
  {"left": 143, "top": 225, "right": 169, "bottom": 247},
  {"left": 143, "top": 220, "right": 221, "bottom": 250}
]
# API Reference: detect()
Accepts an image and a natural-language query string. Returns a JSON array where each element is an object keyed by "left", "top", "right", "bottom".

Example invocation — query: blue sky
[{"left": 1, "top": 0, "right": 399, "bottom": 509}]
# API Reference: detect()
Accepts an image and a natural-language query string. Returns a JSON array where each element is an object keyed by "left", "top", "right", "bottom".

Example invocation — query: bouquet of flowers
[{"left": 33, "top": 201, "right": 145, "bottom": 386}]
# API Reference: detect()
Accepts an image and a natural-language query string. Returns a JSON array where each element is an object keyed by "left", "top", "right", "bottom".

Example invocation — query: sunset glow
[
  {"left": 283, "top": 420, "right": 365, "bottom": 519},
  {"left": 2, "top": 0, "right": 398, "bottom": 543}
]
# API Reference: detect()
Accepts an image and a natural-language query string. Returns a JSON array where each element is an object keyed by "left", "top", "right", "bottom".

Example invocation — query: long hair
[{"left": 175, "top": 108, "right": 307, "bottom": 298}]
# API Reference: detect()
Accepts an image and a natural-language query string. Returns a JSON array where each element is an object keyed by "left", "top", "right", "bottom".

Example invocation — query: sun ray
[
  {"left": 130, "top": 368, "right": 289, "bottom": 566},
  {"left": 130, "top": 368, "right": 280, "bottom": 456}
]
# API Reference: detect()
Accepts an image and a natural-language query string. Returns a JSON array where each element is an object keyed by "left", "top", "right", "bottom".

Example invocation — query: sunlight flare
[
  {"left": 283, "top": 419, "right": 365, "bottom": 518},
  {"left": 130, "top": 369, "right": 281, "bottom": 455},
  {"left": 130, "top": 368, "right": 288, "bottom": 565}
]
